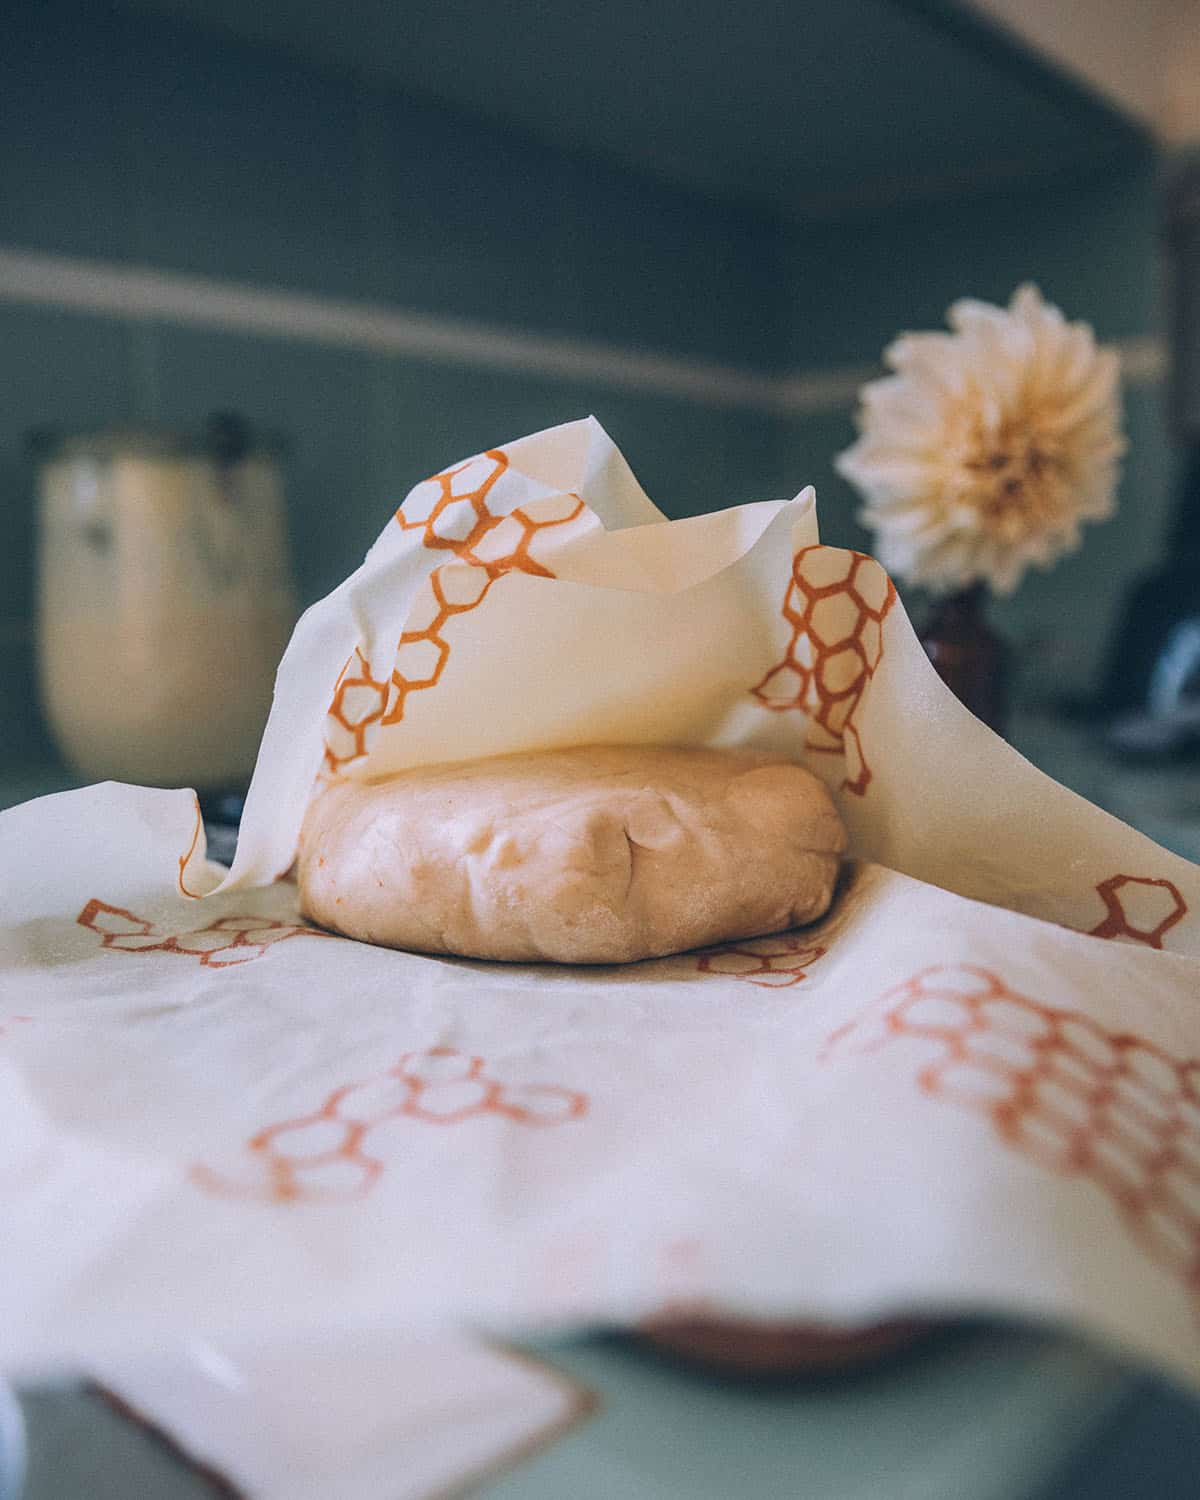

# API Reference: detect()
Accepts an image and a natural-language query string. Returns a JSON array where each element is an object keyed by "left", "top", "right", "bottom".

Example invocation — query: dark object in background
[
  {"left": 197, "top": 789, "right": 245, "bottom": 868},
  {"left": 1099, "top": 443, "right": 1200, "bottom": 758},
  {"left": 191, "top": 416, "right": 272, "bottom": 864},
  {"left": 203, "top": 410, "right": 254, "bottom": 468},
  {"left": 1168, "top": 163, "right": 1200, "bottom": 441},
  {"left": 919, "top": 583, "right": 1011, "bottom": 736},
  {"left": 638, "top": 1315, "right": 931, "bottom": 1378},
  {"left": 1095, "top": 165, "right": 1200, "bottom": 758}
]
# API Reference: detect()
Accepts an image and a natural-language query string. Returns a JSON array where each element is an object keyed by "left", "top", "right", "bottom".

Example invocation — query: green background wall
[{"left": 0, "top": 3, "right": 1174, "bottom": 763}]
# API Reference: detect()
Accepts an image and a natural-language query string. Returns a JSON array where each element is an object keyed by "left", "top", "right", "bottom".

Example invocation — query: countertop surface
[{"left": 9, "top": 1324, "right": 1200, "bottom": 1500}]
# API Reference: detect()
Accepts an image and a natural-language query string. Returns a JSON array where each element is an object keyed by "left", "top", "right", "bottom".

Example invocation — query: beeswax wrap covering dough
[{"left": 3, "top": 418, "right": 1200, "bottom": 1398}]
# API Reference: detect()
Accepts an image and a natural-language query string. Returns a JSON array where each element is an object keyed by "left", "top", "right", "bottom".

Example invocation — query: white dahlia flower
[{"left": 835, "top": 284, "right": 1125, "bottom": 595}]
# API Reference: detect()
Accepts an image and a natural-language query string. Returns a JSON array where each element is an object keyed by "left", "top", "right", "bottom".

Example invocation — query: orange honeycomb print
[
  {"left": 1088, "top": 874, "right": 1189, "bottom": 950},
  {"left": 322, "top": 648, "right": 390, "bottom": 774},
  {"left": 829, "top": 964, "right": 1200, "bottom": 1300},
  {"left": 322, "top": 450, "right": 587, "bottom": 772},
  {"left": 694, "top": 866, "right": 871, "bottom": 986},
  {"left": 176, "top": 794, "right": 206, "bottom": 898},
  {"left": 697, "top": 933, "right": 826, "bottom": 988},
  {"left": 752, "top": 546, "right": 897, "bottom": 795},
  {"left": 193, "top": 1046, "right": 588, "bottom": 1203},
  {"left": 77, "top": 898, "right": 329, "bottom": 968}
]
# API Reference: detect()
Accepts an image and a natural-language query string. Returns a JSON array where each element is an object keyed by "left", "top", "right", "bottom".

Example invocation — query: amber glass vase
[{"left": 918, "top": 583, "right": 1012, "bottom": 736}]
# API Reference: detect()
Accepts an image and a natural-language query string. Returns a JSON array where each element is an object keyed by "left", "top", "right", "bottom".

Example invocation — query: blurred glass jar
[{"left": 34, "top": 414, "right": 298, "bottom": 792}]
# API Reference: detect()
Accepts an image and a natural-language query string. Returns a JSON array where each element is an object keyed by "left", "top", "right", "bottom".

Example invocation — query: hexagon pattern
[
  {"left": 828, "top": 964, "right": 1200, "bottom": 1301},
  {"left": 323, "top": 450, "right": 586, "bottom": 772},
  {"left": 1088, "top": 874, "right": 1189, "bottom": 949},
  {"left": 193, "top": 1046, "right": 588, "bottom": 1203},
  {"left": 752, "top": 546, "right": 897, "bottom": 795},
  {"left": 322, "top": 647, "right": 391, "bottom": 774},
  {"left": 176, "top": 796, "right": 206, "bottom": 897},
  {"left": 697, "top": 932, "right": 827, "bottom": 988},
  {"left": 77, "top": 898, "right": 328, "bottom": 968}
]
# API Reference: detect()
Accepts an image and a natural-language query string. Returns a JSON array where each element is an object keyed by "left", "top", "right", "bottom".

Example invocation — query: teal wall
[
  {"left": 784, "top": 157, "right": 1175, "bottom": 702},
  {"left": 0, "top": 4, "right": 789, "bottom": 761},
  {"left": 0, "top": 6, "right": 789, "bottom": 363},
  {"left": 0, "top": 5, "right": 1175, "bottom": 764}
]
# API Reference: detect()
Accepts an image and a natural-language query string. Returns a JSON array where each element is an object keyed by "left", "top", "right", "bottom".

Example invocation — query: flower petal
[{"left": 834, "top": 284, "right": 1124, "bottom": 593}]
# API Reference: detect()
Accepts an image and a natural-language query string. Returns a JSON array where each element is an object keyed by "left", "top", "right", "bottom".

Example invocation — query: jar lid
[{"left": 25, "top": 412, "right": 289, "bottom": 464}]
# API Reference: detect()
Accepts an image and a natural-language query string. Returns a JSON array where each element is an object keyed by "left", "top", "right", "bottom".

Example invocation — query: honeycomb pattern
[
  {"left": 177, "top": 794, "right": 206, "bottom": 898},
  {"left": 322, "top": 648, "right": 390, "bottom": 774},
  {"left": 192, "top": 1046, "right": 588, "bottom": 1203},
  {"left": 322, "top": 450, "right": 587, "bottom": 771},
  {"left": 393, "top": 448, "right": 512, "bottom": 556},
  {"left": 77, "top": 898, "right": 329, "bottom": 968},
  {"left": 1088, "top": 874, "right": 1189, "bottom": 950},
  {"left": 697, "top": 932, "right": 827, "bottom": 988},
  {"left": 828, "top": 963, "right": 1200, "bottom": 1300},
  {"left": 695, "top": 867, "right": 872, "bottom": 988},
  {"left": 752, "top": 546, "right": 897, "bottom": 795}
]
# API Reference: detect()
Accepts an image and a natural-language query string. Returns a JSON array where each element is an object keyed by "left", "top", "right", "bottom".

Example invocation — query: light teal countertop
[{"left": 6, "top": 1326, "right": 1133, "bottom": 1500}]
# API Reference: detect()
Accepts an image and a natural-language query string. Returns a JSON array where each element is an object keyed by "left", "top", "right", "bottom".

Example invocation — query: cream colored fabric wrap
[
  {"left": 297, "top": 746, "right": 845, "bottom": 964},
  {"left": 8, "top": 418, "right": 1200, "bottom": 1400}
]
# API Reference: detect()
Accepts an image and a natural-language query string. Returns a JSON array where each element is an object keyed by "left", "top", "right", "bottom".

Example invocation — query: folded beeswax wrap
[
  {"left": 3, "top": 417, "right": 1200, "bottom": 1395},
  {"left": 90, "top": 1333, "right": 591, "bottom": 1500}
]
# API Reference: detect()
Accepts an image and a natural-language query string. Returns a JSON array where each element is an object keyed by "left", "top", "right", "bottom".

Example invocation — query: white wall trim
[
  {"left": 776, "top": 364, "right": 883, "bottom": 415},
  {"left": 0, "top": 244, "right": 1167, "bottom": 420},
  {"left": 1113, "top": 333, "right": 1168, "bottom": 386}
]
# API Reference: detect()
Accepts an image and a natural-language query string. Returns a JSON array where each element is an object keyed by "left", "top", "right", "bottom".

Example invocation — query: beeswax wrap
[{"left": 4, "top": 417, "right": 1200, "bottom": 1411}]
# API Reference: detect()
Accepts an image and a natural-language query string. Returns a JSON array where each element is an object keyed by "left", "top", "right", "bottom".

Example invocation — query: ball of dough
[
  {"left": 638, "top": 1316, "right": 930, "bottom": 1376},
  {"left": 297, "top": 745, "right": 846, "bottom": 964}
]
